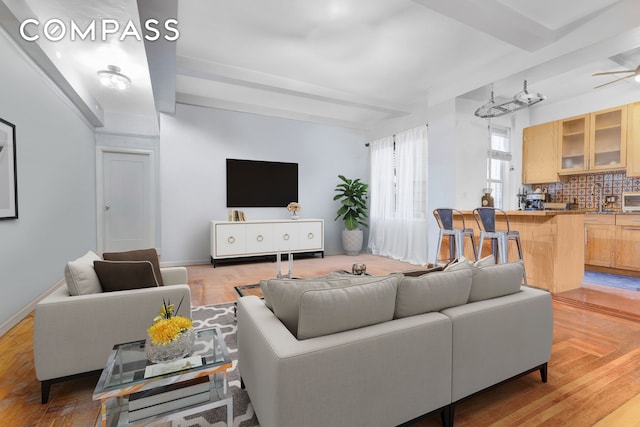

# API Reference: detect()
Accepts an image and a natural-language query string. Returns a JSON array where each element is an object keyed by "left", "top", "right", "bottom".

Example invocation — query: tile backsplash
[{"left": 534, "top": 172, "right": 640, "bottom": 210}]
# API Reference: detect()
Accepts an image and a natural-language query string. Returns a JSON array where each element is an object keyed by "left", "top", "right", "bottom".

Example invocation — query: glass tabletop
[{"left": 94, "top": 327, "right": 230, "bottom": 398}]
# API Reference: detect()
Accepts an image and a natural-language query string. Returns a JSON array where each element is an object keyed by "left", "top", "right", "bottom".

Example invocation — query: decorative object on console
[
  {"left": 287, "top": 201, "right": 301, "bottom": 219},
  {"left": 145, "top": 297, "right": 194, "bottom": 363},
  {"left": 0, "top": 117, "right": 17, "bottom": 220},
  {"left": 333, "top": 175, "right": 368, "bottom": 255},
  {"left": 228, "top": 209, "right": 246, "bottom": 221}
]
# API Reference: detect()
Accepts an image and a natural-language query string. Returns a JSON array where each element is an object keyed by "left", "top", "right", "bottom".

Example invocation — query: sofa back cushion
[
  {"left": 268, "top": 279, "right": 352, "bottom": 335},
  {"left": 93, "top": 260, "right": 159, "bottom": 292},
  {"left": 64, "top": 251, "right": 103, "bottom": 296},
  {"left": 297, "top": 276, "right": 399, "bottom": 340},
  {"left": 260, "top": 275, "right": 337, "bottom": 311},
  {"left": 394, "top": 269, "right": 473, "bottom": 319},
  {"left": 103, "top": 248, "right": 164, "bottom": 286},
  {"left": 469, "top": 261, "right": 524, "bottom": 302}
]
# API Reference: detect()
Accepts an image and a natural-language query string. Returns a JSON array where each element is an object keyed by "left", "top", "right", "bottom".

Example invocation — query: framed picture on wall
[{"left": 0, "top": 117, "right": 17, "bottom": 220}]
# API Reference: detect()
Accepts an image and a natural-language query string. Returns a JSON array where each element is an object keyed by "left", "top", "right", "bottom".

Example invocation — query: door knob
[{"left": 105, "top": 205, "right": 110, "bottom": 211}]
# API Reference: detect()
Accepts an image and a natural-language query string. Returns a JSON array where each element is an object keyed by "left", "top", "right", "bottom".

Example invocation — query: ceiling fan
[{"left": 592, "top": 65, "right": 640, "bottom": 88}]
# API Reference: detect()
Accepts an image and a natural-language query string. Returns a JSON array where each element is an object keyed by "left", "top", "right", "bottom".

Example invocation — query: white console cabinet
[{"left": 210, "top": 219, "right": 324, "bottom": 266}]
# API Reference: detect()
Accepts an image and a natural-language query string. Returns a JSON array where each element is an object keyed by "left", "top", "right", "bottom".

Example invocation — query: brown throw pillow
[
  {"left": 103, "top": 248, "right": 164, "bottom": 286},
  {"left": 94, "top": 260, "right": 159, "bottom": 292}
]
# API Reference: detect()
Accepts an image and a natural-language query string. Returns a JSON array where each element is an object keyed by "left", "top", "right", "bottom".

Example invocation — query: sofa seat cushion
[
  {"left": 64, "top": 251, "right": 103, "bottom": 296},
  {"left": 93, "top": 260, "right": 159, "bottom": 292},
  {"left": 103, "top": 248, "right": 164, "bottom": 286},
  {"left": 296, "top": 276, "right": 399, "bottom": 340},
  {"left": 394, "top": 269, "right": 473, "bottom": 319}
]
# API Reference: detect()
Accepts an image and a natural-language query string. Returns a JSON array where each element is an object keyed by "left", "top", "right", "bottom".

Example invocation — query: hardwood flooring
[{"left": 2, "top": 254, "right": 640, "bottom": 426}]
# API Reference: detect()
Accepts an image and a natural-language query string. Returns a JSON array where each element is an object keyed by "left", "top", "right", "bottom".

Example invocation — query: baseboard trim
[{"left": 0, "top": 278, "right": 65, "bottom": 337}]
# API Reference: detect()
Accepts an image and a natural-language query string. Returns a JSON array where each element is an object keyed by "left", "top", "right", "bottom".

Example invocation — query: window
[{"left": 487, "top": 124, "right": 512, "bottom": 209}]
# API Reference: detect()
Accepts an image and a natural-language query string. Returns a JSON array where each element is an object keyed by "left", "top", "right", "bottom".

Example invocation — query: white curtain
[{"left": 368, "top": 126, "right": 429, "bottom": 265}]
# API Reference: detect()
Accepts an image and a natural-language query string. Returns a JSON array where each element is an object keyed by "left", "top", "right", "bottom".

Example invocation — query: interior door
[{"left": 98, "top": 149, "right": 155, "bottom": 253}]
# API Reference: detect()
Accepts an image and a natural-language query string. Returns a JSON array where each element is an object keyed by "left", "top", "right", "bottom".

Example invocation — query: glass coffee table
[{"left": 93, "top": 327, "right": 232, "bottom": 427}]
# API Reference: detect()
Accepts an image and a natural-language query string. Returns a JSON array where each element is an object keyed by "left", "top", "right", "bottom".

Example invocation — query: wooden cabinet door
[
  {"left": 615, "top": 215, "right": 640, "bottom": 270},
  {"left": 522, "top": 121, "right": 558, "bottom": 184},
  {"left": 627, "top": 102, "right": 640, "bottom": 177},
  {"left": 590, "top": 106, "right": 627, "bottom": 170},
  {"left": 559, "top": 115, "right": 589, "bottom": 173},
  {"left": 584, "top": 224, "right": 615, "bottom": 267}
]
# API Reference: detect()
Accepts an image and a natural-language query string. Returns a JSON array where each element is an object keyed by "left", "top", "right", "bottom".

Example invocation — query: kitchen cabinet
[
  {"left": 614, "top": 215, "right": 640, "bottom": 270},
  {"left": 559, "top": 114, "right": 589, "bottom": 173},
  {"left": 558, "top": 106, "right": 627, "bottom": 174},
  {"left": 626, "top": 102, "right": 640, "bottom": 177},
  {"left": 584, "top": 214, "right": 616, "bottom": 267},
  {"left": 522, "top": 121, "right": 558, "bottom": 184}
]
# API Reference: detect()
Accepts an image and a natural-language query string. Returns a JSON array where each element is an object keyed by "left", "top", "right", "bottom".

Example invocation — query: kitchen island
[{"left": 454, "top": 210, "right": 585, "bottom": 294}]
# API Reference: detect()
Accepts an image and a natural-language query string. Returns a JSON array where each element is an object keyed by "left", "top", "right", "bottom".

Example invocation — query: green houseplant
[{"left": 333, "top": 175, "right": 368, "bottom": 255}]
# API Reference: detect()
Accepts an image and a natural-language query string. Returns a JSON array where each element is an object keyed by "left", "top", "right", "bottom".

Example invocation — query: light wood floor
[{"left": 2, "top": 254, "right": 640, "bottom": 426}]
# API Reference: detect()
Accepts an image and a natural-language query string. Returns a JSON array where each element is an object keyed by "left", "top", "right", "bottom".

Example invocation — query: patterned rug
[
  {"left": 178, "top": 303, "right": 260, "bottom": 427},
  {"left": 583, "top": 271, "right": 640, "bottom": 291}
]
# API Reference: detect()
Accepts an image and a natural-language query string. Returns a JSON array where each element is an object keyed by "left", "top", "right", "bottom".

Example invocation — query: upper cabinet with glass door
[
  {"left": 558, "top": 106, "right": 627, "bottom": 174},
  {"left": 590, "top": 106, "right": 627, "bottom": 170},
  {"left": 558, "top": 114, "right": 589, "bottom": 173}
]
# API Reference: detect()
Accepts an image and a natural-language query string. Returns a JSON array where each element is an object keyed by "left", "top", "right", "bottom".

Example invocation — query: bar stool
[
  {"left": 433, "top": 208, "right": 478, "bottom": 265},
  {"left": 473, "top": 207, "right": 528, "bottom": 285}
]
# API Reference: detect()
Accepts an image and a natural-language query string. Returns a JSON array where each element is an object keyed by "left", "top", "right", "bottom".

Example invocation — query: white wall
[
  {"left": 0, "top": 30, "right": 96, "bottom": 331},
  {"left": 530, "top": 83, "right": 640, "bottom": 126},
  {"left": 159, "top": 104, "right": 369, "bottom": 265}
]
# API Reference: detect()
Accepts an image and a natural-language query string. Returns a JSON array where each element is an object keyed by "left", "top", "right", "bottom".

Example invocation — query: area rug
[
  {"left": 583, "top": 271, "right": 640, "bottom": 291},
  {"left": 179, "top": 302, "right": 260, "bottom": 427}
]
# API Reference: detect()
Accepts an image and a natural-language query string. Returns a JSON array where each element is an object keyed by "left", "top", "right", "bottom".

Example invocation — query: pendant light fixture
[{"left": 97, "top": 65, "right": 131, "bottom": 90}]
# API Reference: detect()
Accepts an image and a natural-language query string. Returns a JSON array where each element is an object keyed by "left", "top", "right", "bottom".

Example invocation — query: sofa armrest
[
  {"left": 442, "top": 286, "right": 553, "bottom": 402},
  {"left": 160, "top": 267, "right": 188, "bottom": 285},
  {"left": 34, "top": 284, "right": 191, "bottom": 382},
  {"left": 237, "top": 296, "right": 452, "bottom": 427}
]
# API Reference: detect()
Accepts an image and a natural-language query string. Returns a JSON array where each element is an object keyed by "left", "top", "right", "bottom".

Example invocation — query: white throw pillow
[
  {"left": 474, "top": 254, "right": 496, "bottom": 267},
  {"left": 64, "top": 250, "right": 103, "bottom": 296}
]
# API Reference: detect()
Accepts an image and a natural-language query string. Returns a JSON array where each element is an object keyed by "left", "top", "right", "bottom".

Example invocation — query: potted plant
[{"left": 333, "top": 175, "right": 368, "bottom": 255}]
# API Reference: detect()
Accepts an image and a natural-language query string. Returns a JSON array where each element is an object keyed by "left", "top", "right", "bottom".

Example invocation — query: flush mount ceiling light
[
  {"left": 97, "top": 65, "right": 131, "bottom": 90},
  {"left": 474, "top": 80, "right": 545, "bottom": 118}
]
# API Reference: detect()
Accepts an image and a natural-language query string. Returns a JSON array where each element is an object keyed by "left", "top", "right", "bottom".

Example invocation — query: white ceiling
[{"left": 3, "top": 0, "right": 640, "bottom": 130}]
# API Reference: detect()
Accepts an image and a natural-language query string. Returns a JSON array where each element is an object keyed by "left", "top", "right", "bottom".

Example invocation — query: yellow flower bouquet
[{"left": 145, "top": 297, "right": 195, "bottom": 363}]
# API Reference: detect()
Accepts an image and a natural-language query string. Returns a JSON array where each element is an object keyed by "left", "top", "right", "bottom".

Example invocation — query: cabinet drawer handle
[
  {"left": 283, "top": 234, "right": 290, "bottom": 241},
  {"left": 227, "top": 236, "right": 235, "bottom": 244},
  {"left": 584, "top": 218, "right": 598, "bottom": 222},
  {"left": 256, "top": 235, "right": 263, "bottom": 242},
  {"left": 308, "top": 232, "right": 314, "bottom": 239}
]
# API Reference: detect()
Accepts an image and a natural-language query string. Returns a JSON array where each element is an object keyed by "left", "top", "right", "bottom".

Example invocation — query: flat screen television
[{"left": 226, "top": 158, "right": 298, "bottom": 207}]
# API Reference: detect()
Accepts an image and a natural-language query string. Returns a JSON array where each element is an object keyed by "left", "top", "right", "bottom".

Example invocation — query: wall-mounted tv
[{"left": 226, "top": 158, "right": 298, "bottom": 207}]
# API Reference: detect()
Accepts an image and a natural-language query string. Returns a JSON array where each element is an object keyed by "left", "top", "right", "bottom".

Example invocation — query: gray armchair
[{"left": 33, "top": 267, "right": 191, "bottom": 403}]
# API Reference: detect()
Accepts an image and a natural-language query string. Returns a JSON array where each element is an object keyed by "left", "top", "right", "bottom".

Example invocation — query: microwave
[{"left": 622, "top": 192, "right": 640, "bottom": 212}]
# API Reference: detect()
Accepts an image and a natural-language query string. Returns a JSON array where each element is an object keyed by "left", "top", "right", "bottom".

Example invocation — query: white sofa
[
  {"left": 237, "top": 261, "right": 553, "bottom": 427},
  {"left": 34, "top": 266, "right": 191, "bottom": 403}
]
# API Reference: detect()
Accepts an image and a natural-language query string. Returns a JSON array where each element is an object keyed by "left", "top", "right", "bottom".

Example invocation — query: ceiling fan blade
[
  {"left": 594, "top": 74, "right": 633, "bottom": 89},
  {"left": 592, "top": 70, "right": 635, "bottom": 76}
]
